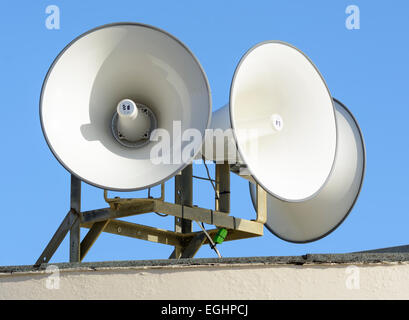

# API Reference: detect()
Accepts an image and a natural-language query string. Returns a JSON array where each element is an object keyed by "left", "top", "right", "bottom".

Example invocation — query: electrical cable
[
  {"left": 148, "top": 187, "right": 168, "bottom": 217},
  {"left": 195, "top": 221, "right": 222, "bottom": 258},
  {"left": 154, "top": 212, "right": 168, "bottom": 217},
  {"left": 202, "top": 157, "right": 219, "bottom": 200},
  {"left": 192, "top": 175, "right": 216, "bottom": 183}
]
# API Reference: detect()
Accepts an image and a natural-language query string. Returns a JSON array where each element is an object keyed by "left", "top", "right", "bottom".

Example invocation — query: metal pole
[
  {"left": 170, "top": 165, "right": 193, "bottom": 258},
  {"left": 215, "top": 163, "right": 230, "bottom": 213},
  {"left": 69, "top": 175, "right": 81, "bottom": 262},
  {"left": 35, "top": 210, "right": 77, "bottom": 266},
  {"left": 256, "top": 184, "right": 267, "bottom": 224}
]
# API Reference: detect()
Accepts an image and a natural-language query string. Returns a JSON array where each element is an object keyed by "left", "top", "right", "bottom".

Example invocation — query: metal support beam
[
  {"left": 81, "top": 200, "right": 264, "bottom": 239},
  {"left": 215, "top": 163, "right": 230, "bottom": 213},
  {"left": 156, "top": 201, "right": 264, "bottom": 235},
  {"left": 82, "top": 221, "right": 260, "bottom": 251},
  {"left": 83, "top": 219, "right": 184, "bottom": 248},
  {"left": 256, "top": 184, "right": 267, "bottom": 224},
  {"left": 70, "top": 175, "right": 81, "bottom": 263},
  {"left": 180, "top": 233, "right": 207, "bottom": 258},
  {"left": 35, "top": 210, "right": 78, "bottom": 266},
  {"left": 81, "top": 201, "right": 155, "bottom": 225},
  {"left": 171, "top": 165, "right": 193, "bottom": 259},
  {"left": 37, "top": 167, "right": 265, "bottom": 263},
  {"left": 80, "top": 220, "right": 109, "bottom": 261}
]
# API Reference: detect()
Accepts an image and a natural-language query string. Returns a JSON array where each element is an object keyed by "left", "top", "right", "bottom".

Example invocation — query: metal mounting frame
[{"left": 35, "top": 163, "right": 267, "bottom": 265}]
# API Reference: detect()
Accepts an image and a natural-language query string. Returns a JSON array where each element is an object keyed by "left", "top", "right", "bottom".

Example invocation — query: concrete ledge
[
  {"left": 2, "top": 253, "right": 409, "bottom": 275},
  {"left": 1, "top": 253, "right": 409, "bottom": 299}
]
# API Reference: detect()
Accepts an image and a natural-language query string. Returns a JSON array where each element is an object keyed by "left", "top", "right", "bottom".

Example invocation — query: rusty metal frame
[{"left": 35, "top": 164, "right": 267, "bottom": 264}]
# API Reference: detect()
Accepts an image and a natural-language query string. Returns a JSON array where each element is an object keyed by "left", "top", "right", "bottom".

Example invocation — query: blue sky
[{"left": 0, "top": 0, "right": 408, "bottom": 266}]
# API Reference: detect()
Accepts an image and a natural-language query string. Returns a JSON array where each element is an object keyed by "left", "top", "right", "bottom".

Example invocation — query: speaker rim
[
  {"left": 39, "top": 22, "right": 212, "bottom": 190},
  {"left": 249, "top": 98, "right": 366, "bottom": 243},
  {"left": 230, "top": 40, "right": 338, "bottom": 202}
]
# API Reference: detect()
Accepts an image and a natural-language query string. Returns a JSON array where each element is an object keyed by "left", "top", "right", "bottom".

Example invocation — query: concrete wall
[{"left": 1, "top": 254, "right": 409, "bottom": 299}]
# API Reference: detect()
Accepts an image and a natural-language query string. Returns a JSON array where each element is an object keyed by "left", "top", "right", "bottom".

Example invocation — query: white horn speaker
[
  {"left": 40, "top": 23, "right": 211, "bottom": 190},
  {"left": 202, "top": 41, "right": 337, "bottom": 202},
  {"left": 250, "top": 99, "right": 366, "bottom": 243}
]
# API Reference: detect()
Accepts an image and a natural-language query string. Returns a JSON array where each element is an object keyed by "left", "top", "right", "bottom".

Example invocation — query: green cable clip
[{"left": 213, "top": 228, "right": 228, "bottom": 244}]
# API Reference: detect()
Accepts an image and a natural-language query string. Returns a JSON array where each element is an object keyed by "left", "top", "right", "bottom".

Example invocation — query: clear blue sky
[{"left": 1, "top": 0, "right": 408, "bottom": 266}]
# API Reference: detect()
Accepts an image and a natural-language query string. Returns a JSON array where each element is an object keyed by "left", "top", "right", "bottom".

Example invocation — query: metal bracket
[
  {"left": 215, "top": 163, "right": 230, "bottom": 214},
  {"left": 70, "top": 175, "right": 81, "bottom": 263},
  {"left": 35, "top": 209, "right": 78, "bottom": 266},
  {"left": 103, "top": 183, "right": 165, "bottom": 211},
  {"left": 35, "top": 164, "right": 267, "bottom": 264}
]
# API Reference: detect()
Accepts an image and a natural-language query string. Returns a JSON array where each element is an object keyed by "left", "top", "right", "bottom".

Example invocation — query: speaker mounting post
[{"left": 35, "top": 166, "right": 267, "bottom": 264}]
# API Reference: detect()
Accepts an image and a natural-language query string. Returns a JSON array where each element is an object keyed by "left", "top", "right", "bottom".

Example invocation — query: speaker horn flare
[
  {"left": 250, "top": 99, "right": 366, "bottom": 243},
  {"left": 202, "top": 41, "right": 337, "bottom": 202},
  {"left": 40, "top": 23, "right": 211, "bottom": 190}
]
